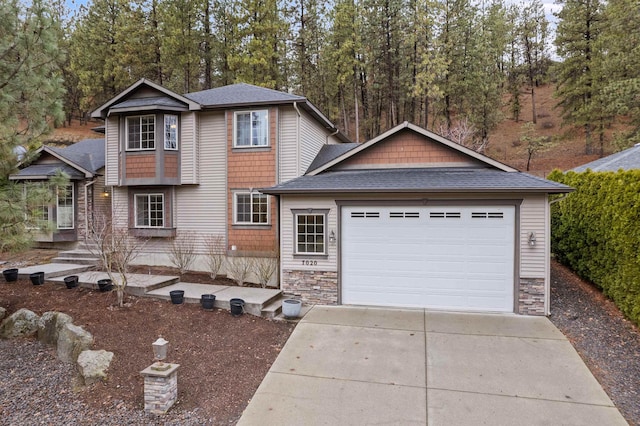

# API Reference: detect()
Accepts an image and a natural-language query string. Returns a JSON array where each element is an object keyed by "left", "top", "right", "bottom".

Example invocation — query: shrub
[
  {"left": 549, "top": 169, "right": 640, "bottom": 326},
  {"left": 168, "top": 231, "right": 197, "bottom": 275}
]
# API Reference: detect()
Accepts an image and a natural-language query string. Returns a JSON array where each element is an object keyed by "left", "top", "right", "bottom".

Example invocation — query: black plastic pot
[
  {"left": 3, "top": 268, "right": 18, "bottom": 282},
  {"left": 30, "top": 272, "right": 45, "bottom": 285},
  {"left": 230, "top": 298, "right": 245, "bottom": 316},
  {"left": 201, "top": 294, "right": 216, "bottom": 310},
  {"left": 64, "top": 275, "right": 79, "bottom": 289},
  {"left": 97, "top": 279, "right": 113, "bottom": 292},
  {"left": 170, "top": 290, "right": 185, "bottom": 304}
]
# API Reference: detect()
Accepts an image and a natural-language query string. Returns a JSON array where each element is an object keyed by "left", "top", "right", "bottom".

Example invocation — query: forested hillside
[{"left": 6, "top": 0, "right": 640, "bottom": 170}]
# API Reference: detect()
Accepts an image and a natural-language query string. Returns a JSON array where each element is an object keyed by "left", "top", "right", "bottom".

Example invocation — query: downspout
[
  {"left": 326, "top": 128, "right": 339, "bottom": 145},
  {"left": 84, "top": 179, "right": 96, "bottom": 241},
  {"left": 293, "top": 102, "right": 301, "bottom": 177}
]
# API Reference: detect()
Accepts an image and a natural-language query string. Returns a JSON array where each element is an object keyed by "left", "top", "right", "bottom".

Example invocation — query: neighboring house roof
[
  {"left": 307, "top": 122, "right": 516, "bottom": 175},
  {"left": 572, "top": 143, "right": 640, "bottom": 172},
  {"left": 261, "top": 168, "right": 572, "bottom": 195},
  {"left": 90, "top": 79, "right": 350, "bottom": 143},
  {"left": 10, "top": 138, "right": 105, "bottom": 181}
]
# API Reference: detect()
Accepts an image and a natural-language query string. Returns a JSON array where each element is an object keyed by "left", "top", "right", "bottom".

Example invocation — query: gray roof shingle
[
  {"left": 50, "top": 138, "right": 105, "bottom": 174},
  {"left": 185, "top": 83, "right": 306, "bottom": 107},
  {"left": 11, "top": 164, "right": 85, "bottom": 180},
  {"left": 306, "top": 143, "right": 360, "bottom": 173},
  {"left": 572, "top": 144, "right": 640, "bottom": 172},
  {"left": 111, "top": 96, "right": 188, "bottom": 110},
  {"left": 262, "top": 168, "right": 572, "bottom": 194}
]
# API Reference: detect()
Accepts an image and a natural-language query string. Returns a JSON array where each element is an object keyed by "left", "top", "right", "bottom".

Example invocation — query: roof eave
[
  {"left": 39, "top": 147, "right": 95, "bottom": 178},
  {"left": 261, "top": 187, "right": 574, "bottom": 195},
  {"left": 107, "top": 105, "right": 190, "bottom": 116}
]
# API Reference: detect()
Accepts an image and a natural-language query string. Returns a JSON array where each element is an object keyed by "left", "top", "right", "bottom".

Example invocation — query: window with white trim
[
  {"left": 135, "top": 193, "right": 164, "bottom": 227},
  {"left": 56, "top": 184, "right": 74, "bottom": 229},
  {"left": 234, "top": 192, "right": 269, "bottom": 224},
  {"left": 234, "top": 110, "right": 268, "bottom": 147},
  {"left": 164, "top": 114, "right": 178, "bottom": 150},
  {"left": 295, "top": 213, "right": 326, "bottom": 254},
  {"left": 127, "top": 115, "right": 155, "bottom": 150}
]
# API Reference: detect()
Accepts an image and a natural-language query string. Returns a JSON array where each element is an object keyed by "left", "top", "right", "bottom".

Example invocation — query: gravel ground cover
[{"left": 550, "top": 260, "right": 640, "bottom": 426}]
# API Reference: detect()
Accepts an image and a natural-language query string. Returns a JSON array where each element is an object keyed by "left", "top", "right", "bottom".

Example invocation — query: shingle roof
[
  {"left": 306, "top": 143, "right": 360, "bottom": 173},
  {"left": 262, "top": 168, "right": 572, "bottom": 194},
  {"left": 10, "top": 164, "right": 85, "bottom": 180},
  {"left": 49, "top": 138, "right": 105, "bottom": 174},
  {"left": 110, "top": 96, "right": 188, "bottom": 110},
  {"left": 185, "top": 83, "right": 306, "bottom": 107},
  {"left": 572, "top": 144, "right": 640, "bottom": 172}
]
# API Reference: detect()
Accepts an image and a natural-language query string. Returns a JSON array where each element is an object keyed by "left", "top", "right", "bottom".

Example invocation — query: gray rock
[
  {"left": 57, "top": 323, "right": 93, "bottom": 363},
  {"left": 0, "top": 307, "right": 6, "bottom": 322},
  {"left": 0, "top": 308, "right": 40, "bottom": 339},
  {"left": 77, "top": 349, "right": 114, "bottom": 385},
  {"left": 37, "top": 312, "right": 73, "bottom": 345}
]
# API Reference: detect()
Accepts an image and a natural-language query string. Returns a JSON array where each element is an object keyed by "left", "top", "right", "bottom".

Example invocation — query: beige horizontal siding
[
  {"left": 519, "top": 194, "right": 548, "bottom": 279},
  {"left": 180, "top": 112, "right": 198, "bottom": 184},
  {"left": 105, "top": 117, "right": 119, "bottom": 186},
  {"left": 300, "top": 111, "right": 327, "bottom": 174},
  {"left": 278, "top": 106, "right": 298, "bottom": 183}
]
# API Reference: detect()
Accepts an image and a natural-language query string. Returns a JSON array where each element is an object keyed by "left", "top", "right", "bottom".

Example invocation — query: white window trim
[
  {"left": 164, "top": 114, "right": 179, "bottom": 150},
  {"left": 294, "top": 211, "right": 327, "bottom": 255},
  {"left": 233, "top": 191, "right": 270, "bottom": 225},
  {"left": 134, "top": 193, "right": 165, "bottom": 228},
  {"left": 126, "top": 115, "right": 156, "bottom": 151},
  {"left": 233, "top": 110, "right": 269, "bottom": 148},
  {"left": 56, "top": 184, "right": 74, "bottom": 230}
]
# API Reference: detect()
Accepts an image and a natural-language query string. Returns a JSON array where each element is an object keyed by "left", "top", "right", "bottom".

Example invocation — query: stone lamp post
[{"left": 140, "top": 337, "right": 180, "bottom": 414}]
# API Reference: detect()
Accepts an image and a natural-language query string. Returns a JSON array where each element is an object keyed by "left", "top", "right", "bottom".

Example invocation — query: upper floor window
[
  {"left": 135, "top": 193, "right": 164, "bottom": 227},
  {"left": 234, "top": 110, "right": 268, "bottom": 147},
  {"left": 164, "top": 115, "right": 178, "bottom": 150},
  {"left": 234, "top": 192, "right": 269, "bottom": 224},
  {"left": 127, "top": 115, "right": 155, "bottom": 150}
]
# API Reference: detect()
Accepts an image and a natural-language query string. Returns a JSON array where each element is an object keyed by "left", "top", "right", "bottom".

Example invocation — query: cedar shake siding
[
  {"left": 333, "top": 129, "right": 483, "bottom": 170},
  {"left": 125, "top": 154, "right": 156, "bottom": 179}
]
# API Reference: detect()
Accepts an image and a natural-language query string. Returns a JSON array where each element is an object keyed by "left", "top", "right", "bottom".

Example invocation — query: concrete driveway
[{"left": 237, "top": 306, "right": 627, "bottom": 425}]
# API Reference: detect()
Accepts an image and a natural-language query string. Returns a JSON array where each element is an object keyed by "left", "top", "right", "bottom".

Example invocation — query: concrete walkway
[{"left": 237, "top": 306, "right": 628, "bottom": 426}]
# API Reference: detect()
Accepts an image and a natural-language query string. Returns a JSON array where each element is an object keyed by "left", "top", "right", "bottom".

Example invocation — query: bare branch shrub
[
  {"left": 254, "top": 247, "right": 279, "bottom": 288},
  {"left": 204, "top": 234, "right": 225, "bottom": 279},
  {"left": 226, "top": 255, "right": 254, "bottom": 287},
  {"left": 87, "top": 211, "right": 146, "bottom": 307},
  {"left": 167, "top": 231, "right": 197, "bottom": 275},
  {"left": 438, "top": 118, "right": 488, "bottom": 153}
]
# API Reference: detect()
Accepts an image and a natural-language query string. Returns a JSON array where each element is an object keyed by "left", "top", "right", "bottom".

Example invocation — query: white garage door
[{"left": 341, "top": 205, "right": 515, "bottom": 312}]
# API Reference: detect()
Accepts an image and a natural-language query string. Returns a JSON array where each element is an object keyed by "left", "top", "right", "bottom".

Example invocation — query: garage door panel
[{"left": 342, "top": 206, "right": 515, "bottom": 312}]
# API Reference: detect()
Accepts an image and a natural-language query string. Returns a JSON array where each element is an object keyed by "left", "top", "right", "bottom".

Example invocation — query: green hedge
[{"left": 548, "top": 169, "right": 640, "bottom": 326}]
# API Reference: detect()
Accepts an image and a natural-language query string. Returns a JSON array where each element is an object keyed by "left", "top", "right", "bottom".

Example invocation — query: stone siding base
[
  {"left": 282, "top": 270, "right": 338, "bottom": 305},
  {"left": 518, "top": 278, "right": 545, "bottom": 316}
]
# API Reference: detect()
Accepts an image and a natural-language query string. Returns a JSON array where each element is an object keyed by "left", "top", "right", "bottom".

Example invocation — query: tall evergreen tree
[
  {"left": 519, "top": 0, "right": 548, "bottom": 124},
  {"left": 554, "top": 0, "right": 605, "bottom": 154}
]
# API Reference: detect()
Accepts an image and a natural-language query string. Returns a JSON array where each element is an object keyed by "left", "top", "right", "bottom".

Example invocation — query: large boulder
[
  {"left": 0, "top": 307, "right": 6, "bottom": 322},
  {"left": 0, "top": 308, "right": 40, "bottom": 339},
  {"left": 37, "top": 311, "right": 73, "bottom": 345},
  {"left": 77, "top": 349, "right": 114, "bottom": 385},
  {"left": 57, "top": 323, "right": 93, "bottom": 363}
]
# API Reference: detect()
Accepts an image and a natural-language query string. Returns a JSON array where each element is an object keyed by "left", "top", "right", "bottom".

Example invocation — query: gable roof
[
  {"left": 91, "top": 79, "right": 201, "bottom": 119},
  {"left": 261, "top": 167, "right": 572, "bottom": 195},
  {"left": 91, "top": 80, "right": 350, "bottom": 143},
  {"left": 572, "top": 144, "right": 640, "bottom": 172},
  {"left": 10, "top": 138, "right": 105, "bottom": 181},
  {"left": 306, "top": 143, "right": 360, "bottom": 173},
  {"left": 307, "top": 122, "right": 517, "bottom": 175}
]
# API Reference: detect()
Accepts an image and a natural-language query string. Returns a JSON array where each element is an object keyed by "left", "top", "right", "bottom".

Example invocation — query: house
[
  {"left": 90, "top": 79, "right": 348, "bottom": 279},
  {"left": 572, "top": 143, "right": 640, "bottom": 172},
  {"left": 262, "top": 122, "right": 572, "bottom": 315},
  {"left": 9, "top": 138, "right": 108, "bottom": 246}
]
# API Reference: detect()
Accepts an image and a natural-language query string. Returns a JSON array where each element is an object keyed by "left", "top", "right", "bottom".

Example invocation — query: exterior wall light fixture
[{"left": 528, "top": 232, "right": 537, "bottom": 247}]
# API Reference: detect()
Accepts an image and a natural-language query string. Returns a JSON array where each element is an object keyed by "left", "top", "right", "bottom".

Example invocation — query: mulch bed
[
  {"left": 550, "top": 259, "right": 640, "bottom": 426},
  {"left": 0, "top": 269, "right": 293, "bottom": 424}
]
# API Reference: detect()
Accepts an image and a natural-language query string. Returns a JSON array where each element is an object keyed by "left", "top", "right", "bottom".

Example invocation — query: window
[
  {"left": 135, "top": 194, "right": 164, "bottom": 227},
  {"left": 164, "top": 115, "right": 178, "bottom": 150},
  {"left": 56, "top": 184, "right": 74, "bottom": 229},
  {"left": 23, "top": 183, "right": 50, "bottom": 225},
  {"left": 295, "top": 213, "right": 326, "bottom": 254},
  {"left": 127, "top": 115, "right": 155, "bottom": 150},
  {"left": 235, "top": 192, "right": 269, "bottom": 224},
  {"left": 234, "top": 110, "right": 268, "bottom": 147}
]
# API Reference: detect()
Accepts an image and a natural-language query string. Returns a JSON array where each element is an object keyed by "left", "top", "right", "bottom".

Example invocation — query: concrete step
[
  {"left": 51, "top": 256, "right": 100, "bottom": 266},
  {"left": 57, "top": 249, "right": 98, "bottom": 259},
  {"left": 260, "top": 297, "right": 283, "bottom": 319}
]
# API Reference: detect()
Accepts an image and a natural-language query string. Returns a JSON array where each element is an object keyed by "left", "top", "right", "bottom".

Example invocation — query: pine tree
[{"left": 0, "top": 0, "right": 66, "bottom": 251}]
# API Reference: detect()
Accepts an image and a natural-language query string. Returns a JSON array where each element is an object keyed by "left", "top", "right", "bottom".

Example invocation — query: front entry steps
[{"left": 52, "top": 242, "right": 101, "bottom": 267}]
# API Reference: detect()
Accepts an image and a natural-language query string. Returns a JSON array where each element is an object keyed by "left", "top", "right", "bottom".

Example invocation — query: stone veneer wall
[
  {"left": 76, "top": 182, "right": 88, "bottom": 240},
  {"left": 282, "top": 270, "right": 338, "bottom": 305},
  {"left": 518, "top": 278, "right": 545, "bottom": 316}
]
